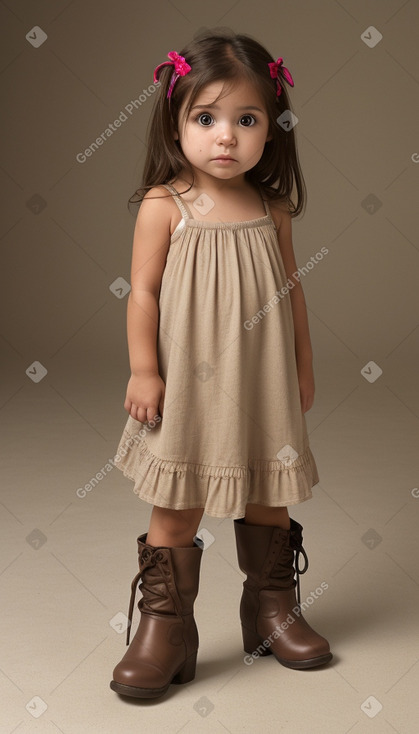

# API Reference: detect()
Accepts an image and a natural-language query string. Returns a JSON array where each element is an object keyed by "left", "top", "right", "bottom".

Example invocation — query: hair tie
[
  {"left": 268, "top": 57, "right": 294, "bottom": 96},
  {"left": 153, "top": 51, "right": 192, "bottom": 98},
  {"left": 152, "top": 50, "right": 293, "bottom": 100}
]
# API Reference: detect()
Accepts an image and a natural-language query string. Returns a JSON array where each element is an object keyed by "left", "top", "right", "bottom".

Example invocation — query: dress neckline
[
  {"left": 180, "top": 215, "right": 272, "bottom": 228},
  {"left": 164, "top": 183, "right": 275, "bottom": 229}
]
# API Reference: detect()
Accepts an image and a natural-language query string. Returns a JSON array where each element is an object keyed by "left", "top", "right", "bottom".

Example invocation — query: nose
[{"left": 216, "top": 122, "right": 236, "bottom": 146}]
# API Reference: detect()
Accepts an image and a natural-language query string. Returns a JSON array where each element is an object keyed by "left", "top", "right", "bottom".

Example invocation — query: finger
[
  {"left": 131, "top": 404, "right": 145, "bottom": 423},
  {"left": 147, "top": 405, "right": 159, "bottom": 423}
]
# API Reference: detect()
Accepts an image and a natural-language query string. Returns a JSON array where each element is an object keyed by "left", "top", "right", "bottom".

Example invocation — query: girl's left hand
[{"left": 297, "top": 360, "right": 315, "bottom": 413}]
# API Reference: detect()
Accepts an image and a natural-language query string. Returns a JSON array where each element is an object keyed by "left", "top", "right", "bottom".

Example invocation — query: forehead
[{"left": 184, "top": 78, "right": 266, "bottom": 113}]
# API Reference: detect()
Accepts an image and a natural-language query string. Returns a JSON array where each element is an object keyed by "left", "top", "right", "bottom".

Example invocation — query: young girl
[{"left": 110, "top": 27, "right": 333, "bottom": 700}]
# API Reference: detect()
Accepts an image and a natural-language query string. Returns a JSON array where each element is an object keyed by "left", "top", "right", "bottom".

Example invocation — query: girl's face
[{"left": 174, "top": 77, "right": 272, "bottom": 186}]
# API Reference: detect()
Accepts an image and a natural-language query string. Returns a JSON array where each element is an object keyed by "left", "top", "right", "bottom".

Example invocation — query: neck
[{"left": 177, "top": 170, "right": 253, "bottom": 196}]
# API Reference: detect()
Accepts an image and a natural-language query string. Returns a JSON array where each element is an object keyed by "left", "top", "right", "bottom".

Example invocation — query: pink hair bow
[
  {"left": 153, "top": 51, "right": 192, "bottom": 98},
  {"left": 268, "top": 57, "right": 294, "bottom": 96}
]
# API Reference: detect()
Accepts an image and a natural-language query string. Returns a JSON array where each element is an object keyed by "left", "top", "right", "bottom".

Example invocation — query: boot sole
[
  {"left": 110, "top": 680, "right": 171, "bottom": 698},
  {"left": 242, "top": 626, "right": 333, "bottom": 669},
  {"left": 110, "top": 652, "right": 197, "bottom": 698},
  {"left": 273, "top": 651, "right": 333, "bottom": 669},
  {"left": 243, "top": 643, "right": 333, "bottom": 670}
]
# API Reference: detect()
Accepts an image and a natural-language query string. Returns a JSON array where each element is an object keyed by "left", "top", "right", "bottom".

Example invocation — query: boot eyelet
[{"left": 154, "top": 551, "right": 165, "bottom": 562}]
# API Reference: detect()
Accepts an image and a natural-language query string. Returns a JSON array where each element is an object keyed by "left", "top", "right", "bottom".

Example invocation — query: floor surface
[{"left": 1, "top": 360, "right": 418, "bottom": 734}]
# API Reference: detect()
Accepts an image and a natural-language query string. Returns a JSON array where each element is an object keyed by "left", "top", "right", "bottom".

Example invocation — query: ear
[{"left": 266, "top": 132, "right": 273, "bottom": 142}]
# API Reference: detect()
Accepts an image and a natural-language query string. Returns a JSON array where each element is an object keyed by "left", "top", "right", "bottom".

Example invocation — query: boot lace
[
  {"left": 125, "top": 547, "right": 182, "bottom": 646},
  {"left": 289, "top": 523, "right": 309, "bottom": 606}
]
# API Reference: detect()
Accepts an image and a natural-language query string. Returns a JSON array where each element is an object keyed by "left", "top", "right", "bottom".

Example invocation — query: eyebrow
[{"left": 191, "top": 104, "right": 265, "bottom": 112}]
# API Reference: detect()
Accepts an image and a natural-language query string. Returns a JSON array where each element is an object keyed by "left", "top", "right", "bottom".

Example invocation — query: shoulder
[
  {"left": 266, "top": 197, "right": 291, "bottom": 233},
  {"left": 132, "top": 185, "right": 175, "bottom": 241},
  {"left": 266, "top": 198, "right": 297, "bottom": 274},
  {"left": 137, "top": 185, "right": 178, "bottom": 232},
  {"left": 141, "top": 184, "right": 174, "bottom": 208}
]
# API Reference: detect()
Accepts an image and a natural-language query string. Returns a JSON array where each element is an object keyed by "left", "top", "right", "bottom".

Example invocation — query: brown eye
[
  {"left": 197, "top": 113, "right": 213, "bottom": 126},
  {"left": 240, "top": 114, "right": 256, "bottom": 127}
]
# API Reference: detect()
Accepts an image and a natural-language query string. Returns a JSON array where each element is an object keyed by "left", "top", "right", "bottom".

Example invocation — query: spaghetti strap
[
  {"left": 163, "top": 183, "right": 194, "bottom": 221},
  {"left": 257, "top": 184, "right": 275, "bottom": 226}
]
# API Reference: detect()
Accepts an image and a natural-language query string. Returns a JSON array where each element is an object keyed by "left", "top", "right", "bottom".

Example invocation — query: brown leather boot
[
  {"left": 234, "top": 517, "right": 332, "bottom": 669},
  {"left": 110, "top": 533, "right": 204, "bottom": 698}
]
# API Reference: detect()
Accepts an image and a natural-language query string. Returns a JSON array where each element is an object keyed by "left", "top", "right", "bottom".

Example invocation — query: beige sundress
[{"left": 113, "top": 183, "right": 319, "bottom": 519}]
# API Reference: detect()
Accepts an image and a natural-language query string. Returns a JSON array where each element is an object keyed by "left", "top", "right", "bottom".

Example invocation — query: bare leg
[
  {"left": 146, "top": 506, "right": 205, "bottom": 547},
  {"left": 244, "top": 503, "right": 290, "bottom": 529}
]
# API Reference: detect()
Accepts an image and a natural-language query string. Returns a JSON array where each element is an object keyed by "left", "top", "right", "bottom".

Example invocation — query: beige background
[{"left": 1, "top": 1, "right": 419, "bottom": 733}]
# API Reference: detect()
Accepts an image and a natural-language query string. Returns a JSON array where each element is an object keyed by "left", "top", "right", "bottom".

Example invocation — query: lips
[{"left": 212, "top": 156, "right": 235, "bottom": 161}]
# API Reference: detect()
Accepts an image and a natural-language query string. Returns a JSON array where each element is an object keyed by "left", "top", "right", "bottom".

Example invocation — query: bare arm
[
  {"left": 274, "top": 205, "right": 315, "bottom": 413},
  {"left": 126, "top": 290, "right": 160, "bottom": 376},
  {"left": 123, "top": 187, "right": 173, "bottom": 422}
]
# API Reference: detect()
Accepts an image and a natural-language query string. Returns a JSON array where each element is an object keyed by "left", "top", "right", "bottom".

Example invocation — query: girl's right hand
[{"left": 124, "top": 372, "right": 166, "bottom": 424}]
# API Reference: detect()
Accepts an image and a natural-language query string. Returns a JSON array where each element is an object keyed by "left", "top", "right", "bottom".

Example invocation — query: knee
[{"left": 153, "top": 506, "right": 203, "bottom": 538}]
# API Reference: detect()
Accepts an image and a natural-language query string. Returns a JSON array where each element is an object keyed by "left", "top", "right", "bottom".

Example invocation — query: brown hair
[{"left": 128, "top": 27, "right": 306, "bottom": 217}]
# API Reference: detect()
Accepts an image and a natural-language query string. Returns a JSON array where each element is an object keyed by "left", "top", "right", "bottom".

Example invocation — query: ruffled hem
[{"left": 113, "top": 429, "right": 318, "bottom": 519}]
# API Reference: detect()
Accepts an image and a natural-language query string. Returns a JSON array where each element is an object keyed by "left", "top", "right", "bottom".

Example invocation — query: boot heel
[
  {"left": 172, "top": 651, "right": 197, "bottom": 684},
  {"left": 241, "top": 625, "right": 272, "bottom": 656}
]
